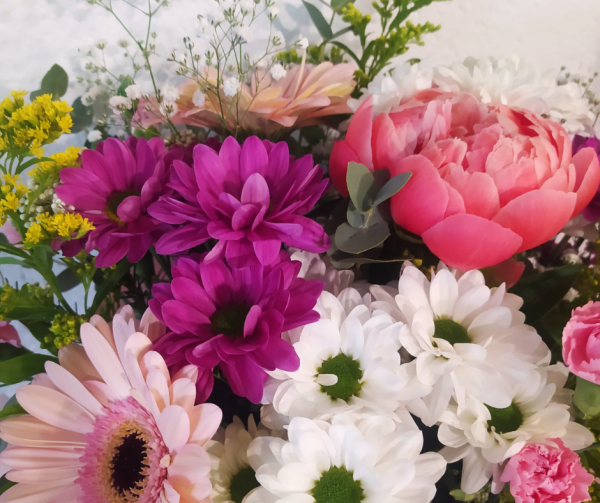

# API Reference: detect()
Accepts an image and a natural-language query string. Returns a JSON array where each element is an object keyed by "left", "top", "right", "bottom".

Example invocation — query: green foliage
[
  {"left": 30, "top": 64, "right": 69, "bottom": 101},
  {"left": 0, "top": 353, "right": 58, "bottom": 385},
  {"left": 70, "top": 97, "right": 94, "bottom": 134},
  {"left": 509, "top": 264, "right": 582, "bottom": 323},
  {"left": 301, "top": 0, "right": 448, "bottom": 88}
]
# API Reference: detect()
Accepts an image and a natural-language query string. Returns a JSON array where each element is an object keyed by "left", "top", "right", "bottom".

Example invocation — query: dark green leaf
[
  {"left": 324, "top": 198, "right": 350, "bottom": 235},
  {"left": 38, "top": 64, "right": 69, "bottom": 99},
  {"left": 0, "top": 403, "right": 26, "bottom": 421},
  {"left": 89, "top": 260, "right": 131, "bottom": 314},
  {"left": 117, "top": 76, "right": 135, "bottom": 97},
  {"left": 0, "top": 234, "right": 7, "bottom": 245},
  {"left": 0, "top": 258, "right": 24, "bottom": 266},
  {"left": 22, "top": 322, "right": 53, "bottom": 350},
  {"left": 335, "top": 221, "right": 390, "bottom": 253},
  {"left": 331, "top": 249, "right": 411, "bottom": 265},
  {"left": 57, "top": 268, "right": 81, "bottom": 292},
  {"left": 373, "top": 172, "right": 412, "bottom": 206},
  {"left": 508, "top": 264, "right": 582, "bottom": 323},
  {"left": 330, "top": 0, "right": 352, "bottom": 13},
  {"left": 574, "top": 377, "right": 600, "bottom": 418},
  {"left": 29, "top": 89, "right": 43, "bottom": 101},
  {"left": 302, "top": 1, "right": 334, "bottom": 40},
  {"left": 329, "top": 41, "right": 361, "bottom": 67},
  {"left": 70, "top": 97, "right": 94, "bottom": 134},
  {"left": 0, "top": 354, "right": 58, "bottom": 385},
  {"left": 0, "top": 475, "right": 16, "bottom": 494},
  {"left": 0, "top": 344, "right": 30, "bottom": 363},
  {"left": 329, "top": 26, "right": 353, "bottom": 39},
  {"left": 5, "top": 306, "right": 58, "bottom": 324},
  {"left": 346, "top": 162, "right": 376, "bottom": 213}
]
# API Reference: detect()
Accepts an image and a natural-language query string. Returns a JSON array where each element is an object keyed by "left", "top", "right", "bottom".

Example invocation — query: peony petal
[
  {"left": 422, "top": 214, "right": 522, "bottom": 271},
  {"left": 571, "top": 147, "right": 600, "bottom": 216}
]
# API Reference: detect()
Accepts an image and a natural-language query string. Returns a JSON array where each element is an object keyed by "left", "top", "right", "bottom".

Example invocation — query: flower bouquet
[{"left": 1, "top": 1, "right": 600, "bottom": 502}]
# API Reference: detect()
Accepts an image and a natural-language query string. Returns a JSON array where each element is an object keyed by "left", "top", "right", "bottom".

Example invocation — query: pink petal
[
  {"left": 444, "top": 168, "right": 500, "bottom": 219},
  {"left": 571, "top": 147, "right": 600, "bottom": 216},
  {"left": 116, "top": 195, "right": 143, "bottom": 223},
  {"left": 241, "top": 173, "right": 270, "bottom": 208},
  {"left": 0, "top": 478, "right": 75, "bottom": 503},
  {"left": 157, "top": 405, "right": 190, "bottom": 452},
  {"left": 189, "top": 403, "right": 223, "bottom": 446},
  {"left": 390, "top": 155, "right": 450, "bottom": 235},
  {"left": 345, "top": 96, "right": 374, "bottom": 170},
  {"left": 253, "top": 239, "right": 281, "bottom": 265},
  {"left": 329, "top": 140, "right": 359, "bottom": 197},
  {"left": 240, "top": 136, "right": 269, "bottom": 182},
  {"left": 168, "top": 443, "right": 211, "bottom": 485},
  {"left": 44, "top": 362, "right": 103, "bottom": 417},
  {"left": 492, "top": 189, "right": 577, "bottom": 252},
  {"left": 0, "top": 416, "right": 86, "bottom": 447},
  {"left": 422, "top": 214, "right": 523, "bottom": 270}
]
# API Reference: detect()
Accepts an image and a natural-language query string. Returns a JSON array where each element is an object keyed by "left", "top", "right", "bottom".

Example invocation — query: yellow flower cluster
[
  {"left": 24, "top": 212, "right": 94, "bottom": 245},
  {"left": 47, "top": 312, "right": 86, "bottom": 349},
  {"left": 0, "top": 173, "right": 28, "bottom": 223},
  {"left": 29, "top": 145, "right": 82, "bottom": 182},
  {"left": 0, "top": 91, "right": 73, "bottom": 156}
]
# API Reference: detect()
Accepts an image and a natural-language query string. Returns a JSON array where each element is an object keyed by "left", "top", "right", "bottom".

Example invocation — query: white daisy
[
  {"left": 207, "top": 416, "right": 273, "bottom": 503},
  {"left": 370, "top": 264, "right": 550, "bottom": 426},
  {"left": 245, "top": 410, "right": 446, "bottom": 503},
  {"left": 438, "top": 364, "right": 594, "bottom": 494},
  {"left": 432, "top": 57, "right": 594, "bottom": 134},
  {"left": 263, "top": 287, "right": 427, "bottom": 421}
]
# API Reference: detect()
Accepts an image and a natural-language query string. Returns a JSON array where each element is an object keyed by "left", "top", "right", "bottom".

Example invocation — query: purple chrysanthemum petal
[
  {"left": 150, "top": 253, "right": 323, "bottom": 403},
  {"left": 148, "top": 135, "right": 330, "bottom": 267}
]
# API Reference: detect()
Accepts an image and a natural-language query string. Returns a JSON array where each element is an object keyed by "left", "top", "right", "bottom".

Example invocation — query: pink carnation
[
  {"left": 499, "top": 439, "right": 593, "bottom": 503},
  {"left": 563, "top": 300, "right": 600, "bottom": 384},
  {"left": 330, "top": 92, "right": 600, "bottom": 271}
]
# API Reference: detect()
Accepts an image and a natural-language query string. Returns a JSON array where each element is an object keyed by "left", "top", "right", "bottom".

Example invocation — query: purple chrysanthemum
[
  {"left": 150, "top": 252, "right": 323, "bottom": 403},
  {"left": 56, "top": 137, "right": 187, "bottom": 267},
  {"left": 148, "top": 136, "right": 331, "bottom": 267},
  {"left": 574, "top": 135, "right": 600, "bottom": 222}
]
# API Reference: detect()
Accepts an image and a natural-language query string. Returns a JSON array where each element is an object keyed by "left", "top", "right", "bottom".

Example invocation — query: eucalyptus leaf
[
  {"left": 574, "top": 376, "right": 600, "bottom": 418},
  {"left": 0, "top": 354, "right": 58, "bottom": 385},
  {"left": 373, "top": 172, "right": 412, "bottom": 206},
  {"left": 335, "top": 221, "right": 390, "bottom": 254},
  {"left": 508, "top": 264, "right": 582, "bottom": 323},
  {"left": 347, "top": 162, "right": 376, "bottom": 213},
  {"left": 57, "top": 268, "right": 81, "bottom": 292},
  {"left": 347, "top": 202, "right": 388, "bottom": 229},
  {"left": 302, "top": 0, "right": 334, "bottom": 40},
  {"left": 331, "top": 249, "right": 412, "bottom": 265}
]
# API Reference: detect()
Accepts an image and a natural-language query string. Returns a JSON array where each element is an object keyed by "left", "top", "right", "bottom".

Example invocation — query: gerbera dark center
[
  {"left": 110, "top": 431, "right": 148, "bottom": 495},
  {"left": 229, "top": 466, "right": 260, "bottom": 503},
  {"left": 211, "top": 304, "right": 251, "bottom": 338},
  {"left": 105, "top": 190, "right": 138, "bottom": 226},
  {"left": 317, "top": 354, "right": 363, "bottom": 402},
  {"left": 434, "top": 319, "right": 471, "bottom": 345},
  {"left": 312, "top": 466, "right": 365, "bottom": 503},
  {"left": 486, "top": 403, "right": 524, "bottom": 434}
]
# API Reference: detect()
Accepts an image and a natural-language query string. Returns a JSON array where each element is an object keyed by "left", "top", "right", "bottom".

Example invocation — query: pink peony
[
  {"left": 498, "top": 439, "right": 593, "bottom": 503},
  {"left": 563, "top": 300, "right": 600, "bottom": 384},
  {"left": 329, "top": 92, "right": 600, "bottom": 270}
]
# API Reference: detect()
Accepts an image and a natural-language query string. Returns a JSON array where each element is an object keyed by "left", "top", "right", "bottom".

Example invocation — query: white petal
[
  {"left": 315, "top": 374, "right": 338, "bottom": 386},
  {"left": 461, "top": 449, "right": 493, "bottom": 494},
  {"left": 429, "top": 269, "right": 458, "bottom": 318},
  {"left": 340, "top": 315, "right": 365, "bottom": 359}
]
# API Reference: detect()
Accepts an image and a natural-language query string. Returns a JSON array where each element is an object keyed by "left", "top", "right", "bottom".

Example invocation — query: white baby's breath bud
[
  {"left": 233, "top": 26, "right": 254, "bottom": 43},
  {"left": 108, "top": 95, "right": 132, "bottom": 114},
  {"left": 118, "top": 39, "right": 129, "bottom": 48},
  {"left": 87, "top": 130, "right": 102, "bottom": 143},
  {"left": 125, "top": 84, "right": 143, "bottom": 100},
  {"left": 205, "top": 9, "right": 225, "bottom": 24},
  {"left": 161, "top": 84, "right": 180, "bottom": 105},
  {"left": 270, "top": 63, "right": 287, "bottom": 81},
  {"left": 222, "top": 77, "right": 241, "bottom": 97},
  {"left": 96, "top": 39, "right": 108, "bottom": 50},
  {"left": 272, "top": 30, "right": 285, "bottom": 47},
  {"left": 297, "top": 36, "right": 309, "bottom": 49},
  {"left": 192, "top": 90, "right": 206, "bottom": 107},
  {"left": 267, "top": 6, "right": 279, "bottom": 19},
  {"left": 160, "top": 101, "right": 179, "bottom": 119},
  {"left": 239, "top": 0, "right": 254, "bottom": 13}
]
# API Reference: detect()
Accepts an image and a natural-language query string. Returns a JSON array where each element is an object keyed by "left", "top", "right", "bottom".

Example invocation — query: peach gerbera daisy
[
  {"left": 137, "top": 62, "right": 356, "bottom": 140},
  {"left": 0, "top": 306, "right": 222, "bottom": 503}
]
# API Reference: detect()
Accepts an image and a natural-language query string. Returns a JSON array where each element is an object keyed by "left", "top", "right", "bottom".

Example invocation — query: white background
[{"left": 0, "top": 0, "right": 599, "bottom": 403}]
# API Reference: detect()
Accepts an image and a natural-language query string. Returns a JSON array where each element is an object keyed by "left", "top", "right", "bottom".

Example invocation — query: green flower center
[
  {"left": 229, "top": 466, "right": 260, "bottom": 503},
  {"left": 210, "top": 304, "right": 251, "bottom": 338},
  {"left": 312, "top": 466, "right": 365, "bottom": 503},
  {"left": 317, "top": 354, "right": 363, "bottom": 402},
  {"left": 105, "top": 190, "right": 139, "bottom": 226},
  {"left": 433, "top": 319, "right": 471, "bottom": 345},
  {"left": 486, "top": 403, "right": 523, "bottom": 434}
]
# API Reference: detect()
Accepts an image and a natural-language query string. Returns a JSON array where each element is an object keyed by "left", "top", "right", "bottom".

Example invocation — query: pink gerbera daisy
[{"left": 0, "top": 306, "right": 222, "bottom": 503}]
